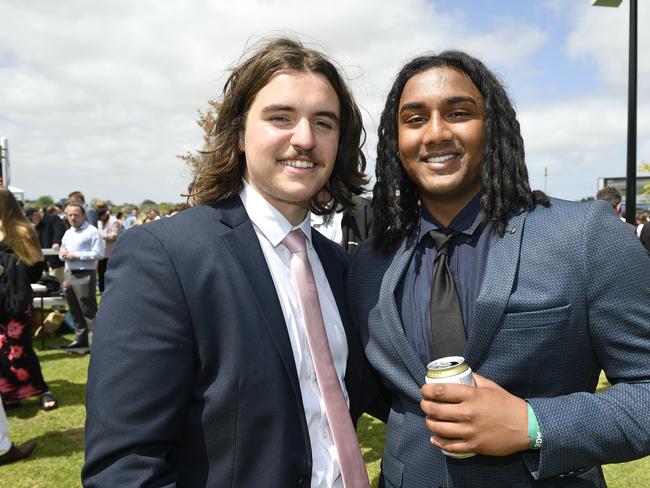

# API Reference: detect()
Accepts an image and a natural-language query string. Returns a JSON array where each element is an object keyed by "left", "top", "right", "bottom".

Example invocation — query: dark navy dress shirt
[{"left": 398, "top": 193, "right": 492, "bottom": 366}]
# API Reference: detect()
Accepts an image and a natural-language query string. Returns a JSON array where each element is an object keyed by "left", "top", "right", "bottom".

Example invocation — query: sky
[{"left": 1, "top": 0, "right": 648, "bottom": 205}]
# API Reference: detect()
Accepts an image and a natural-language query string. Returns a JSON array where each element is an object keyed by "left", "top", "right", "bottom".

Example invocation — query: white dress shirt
[
  {"left": 60, "top": 221, "right": 105, "bottom": 271},
  {"left": 240, "top": 183, "right": 348, "bottom": 488},
  {"left": 311, "top": 212, "right": 344, "bottom": 246}
]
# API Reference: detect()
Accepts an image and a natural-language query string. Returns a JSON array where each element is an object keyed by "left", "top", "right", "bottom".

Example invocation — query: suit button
[{"left": 297, "top": 477, "right": 309, "bottom": 488}]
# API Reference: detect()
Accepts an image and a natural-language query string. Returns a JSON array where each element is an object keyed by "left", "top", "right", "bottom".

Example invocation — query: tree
[
  {"left": 36, "top": 195, "right": 54, "bottom": 208},
  {"left": 158, "top": 202, "right": 172, "bottom": 213},
  {"left": 140, "top": 199, "right": 158, "bottom": 215},
  {"left": 639, "top": 162, "right": 650, "bottom": 199},
  {"left": 178, "top": 99, "right": 220, "bottom": 170}
]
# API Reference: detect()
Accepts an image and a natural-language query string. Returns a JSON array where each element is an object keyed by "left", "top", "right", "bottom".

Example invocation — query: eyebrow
[
  {"left": 261, "top": 104, "right": 340, "bottom": 122},
  {"left": 447, "top": 96, "right": 479, "bottom": 106},
  {"left": 399, "top": 96, "right": 480, "bottom": 114}
]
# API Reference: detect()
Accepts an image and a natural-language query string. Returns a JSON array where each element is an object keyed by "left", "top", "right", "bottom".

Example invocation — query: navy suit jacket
[
  {"left": 349, "top": 199, "right": 650, "bottom": 488},
  {"left": 83, "top": 198, "right": 384, "bottom": 487}
]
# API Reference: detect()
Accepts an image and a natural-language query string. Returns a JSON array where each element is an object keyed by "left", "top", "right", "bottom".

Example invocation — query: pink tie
[{"left": 282, "top": 230, "right": 370, "bottom": 488}]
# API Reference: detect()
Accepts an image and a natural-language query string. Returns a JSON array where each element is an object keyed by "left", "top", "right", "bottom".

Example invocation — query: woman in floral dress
[{"left": 0, "top": 188, "right": 57, "bottom": 410}]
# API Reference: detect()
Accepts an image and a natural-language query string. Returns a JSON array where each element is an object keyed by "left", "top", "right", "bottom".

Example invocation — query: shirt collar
[
  {"left": 240, "top": 182, "right": 313, "bottom": 248},
  {"left": 417, "top": 193, "right": 483, "bottom": 242},
  {"left": 74, "top": 221, "right": 89, "bottom": 232}
]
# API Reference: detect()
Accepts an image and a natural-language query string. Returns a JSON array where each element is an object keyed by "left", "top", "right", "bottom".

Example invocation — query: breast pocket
[
  {"left": 499, "top": 304, "right": 571, "bottom": 329},
  {"left": 484, "top": 305, "right": 572, "bottom": 396}
]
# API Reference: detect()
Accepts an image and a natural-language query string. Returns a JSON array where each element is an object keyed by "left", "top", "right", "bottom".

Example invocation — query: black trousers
[
  {"left": 64, "top": 269, "right": 97, "bottom": 342},
  {"left": 97, "top": 258, "right": 109, "bottom": 293}
]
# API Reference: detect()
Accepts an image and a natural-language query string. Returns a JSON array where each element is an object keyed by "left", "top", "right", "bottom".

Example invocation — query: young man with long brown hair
[{"left": 83, "top": 38, "right": 385, "bottom": 488}]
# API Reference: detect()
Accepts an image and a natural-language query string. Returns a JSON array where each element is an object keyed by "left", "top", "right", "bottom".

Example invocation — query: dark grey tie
[{"left": 429, "top": 230, "right": 466, "bottom": 359}]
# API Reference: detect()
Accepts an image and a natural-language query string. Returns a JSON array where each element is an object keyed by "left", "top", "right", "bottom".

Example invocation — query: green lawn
[{"left": 1, "top": 336, "right": 647, "bottom": 487}]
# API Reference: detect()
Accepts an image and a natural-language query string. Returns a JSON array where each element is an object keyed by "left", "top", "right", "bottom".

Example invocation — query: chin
[
  {"left": 283, "top": 183, "right": 323, "bottom": 201},
  {"left": 419, "top": 183, "right": 460, "bottom": 197}
]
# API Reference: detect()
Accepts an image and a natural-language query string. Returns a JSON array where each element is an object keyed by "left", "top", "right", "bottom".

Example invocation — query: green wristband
[{"left": 527, "top": 402, "right": 542, "bottom": 450}]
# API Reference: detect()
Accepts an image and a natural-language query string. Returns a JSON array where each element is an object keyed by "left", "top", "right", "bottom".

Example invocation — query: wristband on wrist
[{"left": 526, "top": 402, "right": 542, "bottom": 450}]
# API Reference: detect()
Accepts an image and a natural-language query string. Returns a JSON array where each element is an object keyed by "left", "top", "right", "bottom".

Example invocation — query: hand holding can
[{"left": 425, "top": 356, "right": 476, "bottom": 458}]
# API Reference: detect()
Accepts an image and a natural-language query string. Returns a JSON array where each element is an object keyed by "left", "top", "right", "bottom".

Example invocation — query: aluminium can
[
  {"left": 425, "top": 356, "right": 474, "bottom": 386},
  {"left": 425, "top": 356, "right": 476, "bottom": 459}
]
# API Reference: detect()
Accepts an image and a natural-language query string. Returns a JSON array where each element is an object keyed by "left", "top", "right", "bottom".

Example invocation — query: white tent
[{"left": 9, "top": 185, "right": 24, "bottom": 202}]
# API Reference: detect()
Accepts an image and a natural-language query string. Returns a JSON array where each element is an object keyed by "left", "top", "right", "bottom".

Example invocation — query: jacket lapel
[
  {"left": 378, "top": 236, "right": 427, "bottom": 400},
  {"left": 218, "top": 198, "right": 303, "bottom": 404},
  {"left": 465, "top": 211, "right": 527, "bottom": 368},
  {"left": 312, "top": 231, "right": 347, "bottom": 328}
]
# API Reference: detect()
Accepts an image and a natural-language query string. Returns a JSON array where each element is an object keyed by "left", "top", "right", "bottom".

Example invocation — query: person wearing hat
[{"left": 95, "top": 202, "right": 124, "bottom": 294}]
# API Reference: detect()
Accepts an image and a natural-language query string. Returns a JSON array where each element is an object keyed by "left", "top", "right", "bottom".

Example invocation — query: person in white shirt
[
  {"left": 83, "top": 37, "right": 387, "bottom": 487},
  {"left": 60, "top": 201, "right": 104, "bottom": 349}
]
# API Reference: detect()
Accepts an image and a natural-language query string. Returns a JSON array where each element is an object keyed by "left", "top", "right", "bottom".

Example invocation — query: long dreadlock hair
[{"left": 372, "top": 50, "right": 549, "bottom": 254}]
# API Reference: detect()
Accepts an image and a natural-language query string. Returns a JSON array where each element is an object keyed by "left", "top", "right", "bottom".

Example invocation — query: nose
[
  {"left": 423, "top": 113, "right": 452, "bottom": 146},
  {"left": 290, "top": 118, "right": 315, "bottom": 150}
]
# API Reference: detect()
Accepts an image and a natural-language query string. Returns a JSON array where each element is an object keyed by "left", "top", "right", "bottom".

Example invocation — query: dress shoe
[
  {"left": 0, "top": 441, "right": 36, "bottom": 466},
  {"left": 65, "top": 339, "right": 89, "bottom": 348}
]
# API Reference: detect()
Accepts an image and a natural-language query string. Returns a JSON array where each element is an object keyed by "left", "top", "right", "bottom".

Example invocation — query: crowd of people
[
  {"left": 0, "top": 190, "right": 187, "bottom": 465},
  {"left": 0, "top": 36, "right": 649, "bottom": 487}
]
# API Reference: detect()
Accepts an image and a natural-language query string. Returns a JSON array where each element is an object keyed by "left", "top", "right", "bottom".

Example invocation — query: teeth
[
  {"left": 425, "top": 154, "right": 456, "bottom": 164},
  {"left": 279, "top": 160, "right": 314, "bottom": 168}
]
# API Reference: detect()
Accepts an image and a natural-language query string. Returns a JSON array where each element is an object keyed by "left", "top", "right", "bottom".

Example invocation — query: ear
[
  {"left": 615, "top": 202, "right": 622, "bottom": 214},
  {"left": 238, "top": 130, "right": 245, "bottom": 153}
]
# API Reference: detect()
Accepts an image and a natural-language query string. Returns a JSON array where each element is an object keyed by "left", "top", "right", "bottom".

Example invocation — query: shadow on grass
[
  {"left": 34, "top": 335, "right": 76, "bottom": 351},
  {"left": 36, "top": 350, "right": 89, "bottom": 363},
  {"left": 24, "top": 426, "right": 85, "bottom": 459},
  {"left": 5, "top": 379, "right": 86, "bottom": 419}
]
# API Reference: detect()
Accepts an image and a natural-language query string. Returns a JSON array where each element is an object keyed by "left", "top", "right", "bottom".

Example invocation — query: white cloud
[
  {"left": 2, "top": 0, "right": 645, "bottom": 207},
  {"left": 521, "top": 90, "right": 650, "bottom": 200},
  {"left": 462, "top": 16, "right": 548, "bottom": 68},
  {"left": 528, "top": 0, "right": 650, "bottom": 201},
  {"left": 566, "top": 1, "right": 650, "bottom": 94}
]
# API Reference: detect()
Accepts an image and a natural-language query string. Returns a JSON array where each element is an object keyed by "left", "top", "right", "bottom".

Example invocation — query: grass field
[{"left": 1, "top": 334, "right": 647, "bottom": 487}]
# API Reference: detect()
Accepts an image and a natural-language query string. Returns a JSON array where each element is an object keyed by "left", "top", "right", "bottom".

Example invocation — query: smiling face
[
  {"left": 240, "top": 70, "right": 340, "bottom": 224},
  {"left": 398, "top": 66, "right": 485, "bottom": 225}
]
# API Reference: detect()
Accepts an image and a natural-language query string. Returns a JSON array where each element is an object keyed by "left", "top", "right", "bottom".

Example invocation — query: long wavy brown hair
[
  {"left": 186, "top": 37, "right": 367, "bottom": 214},
  {"left": 0, "top": 187, "right": 43, "bottom": 266}
]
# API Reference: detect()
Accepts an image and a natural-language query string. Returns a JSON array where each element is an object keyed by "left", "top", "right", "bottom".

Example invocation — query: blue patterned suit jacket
[{"left": 349, "top": 198, "right": 650, "bottom": 487}]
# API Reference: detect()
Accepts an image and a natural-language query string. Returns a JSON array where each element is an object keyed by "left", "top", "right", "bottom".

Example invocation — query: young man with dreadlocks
[{"left": 349, "top": 51, "right": 650, "bottom": 487}]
